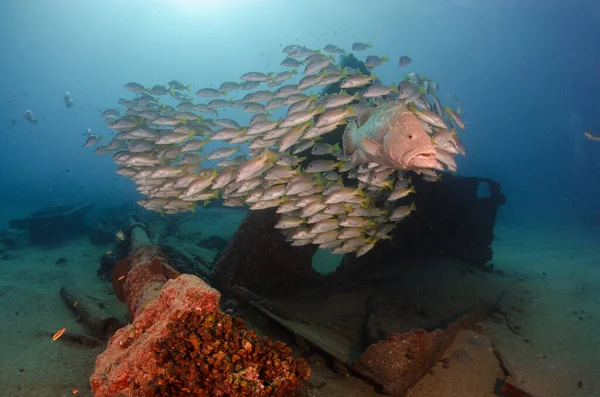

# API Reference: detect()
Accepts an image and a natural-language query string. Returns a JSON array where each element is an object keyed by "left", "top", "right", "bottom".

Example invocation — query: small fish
[
  {"left": 398, "top": 56, "right": 412, "bottom": 67},
  {"left": 116, "top": 231, "right": 125, "bottom": 241},
  {"left": 352, "top": 42, "right": 373, "bottom": 51},
  {"left": 584, "top": 131, "right": 600, "bottom": 142},
  {"left": 311, "top": 143, "right": 340, "bottom": 156},
  {"left": 149, "top": 85, "right": 169, "bottom": 95},
  {"left": 215, "top": 82, "right": 239, "bottom": 93},
  {"left": 409, "top": 104, "right": 448, "bottom": 129},
  {"left": 109, "top": 117, "right": 138, "bottom": 130},
  {"left": 52, "top": 328, "right": 66, "bottom": 341},
  {"left": 305, "top": 160, "right": 341, "bottom": 173},
  {"left": 288, "top": 47, "right": 318, "bottom": 58},
  {"left": 124, "top": 82, "right": 147, "bottom": 93},
  {"left": 207, "top": 146, "right": 241, "bottom": 160},
  {"left": 365, "top": 55, "right": 390, "bottom": 69},
  {"left": 323, "top": 44, "right": 345, "bottom": 54},
  {"left": 196, "top": 88, "right": 223, "bottom": 97},
  {"left": 64, "top": 92, "right": 73, "bottom": 107},
  {"left": 281, "top": 57, "right": 302, "bottom": 68},
  {"left": 100, "top": 109, "right": 120, "bottom": 119},
  {"left": 387, "top": 185, "right": 415, "bottom": 201},
  {"left": 444, "top": 106, "right": 465, "bottom": 129},
  {"left": 280, "top": 108, "right": 324, "bottom": 128},
  {"left": 23, "top": 110, "right": 37, "bottom": 125},
  {"left": 241, "top": 72, "right": 271, "bottom": 82},
  {"left": 236, "top": 148, "right": 278, "bottom": 182},
  {"left": 340, "top": 74, "right": 377, "bottom": 89},
  {"left": 389, "top": 203, "right": 416, "bottom": 221},
  {"left": 397, "top": 81, "right": 421, "bottom": 101},
  {"left": 362, "top": 84, "right": 398, "bottom": 98},
  {"left": 83, "top": 129, "right": 102, "bottom": 147},
  {"left": 310, "top": 219, "right": 339, "bottom": 234},
  {"left": 323, "top": 91, "right": 358, "bottom": 109},
  {"left": 304, "top": 56, "right": 332, "bottom": 75},
  {"left": 168, "top": 80, "right": 192, "bottom": 91},
  {"left": 316, "top": 106, "right": 355, "bottom": 128}
]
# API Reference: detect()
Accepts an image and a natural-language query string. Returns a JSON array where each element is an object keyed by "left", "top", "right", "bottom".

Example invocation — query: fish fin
[
  {"left": 360, "top": 197, "right": 371, "bottom": 209},
  {"left": 407, "top": 102, "right": 419, "bottom": 114},
  {"left": 342, "top": 120, "right": 358, "bottom": 155},
  {"left": 357, "top": 107, "right": 375, "bottom": 127},
  {"left": 314, "top": 173, "right": 323, "bottom": 186},
  {"left": 263, "top": 148, "right": 278, "bottom": 162},
  {"left": 382, "top": 55, "right": 390, "bottom": 62},
  {"left": 360, "top": 136, "right": 382, "bottom": 157},
  {"left": 332, "top": 142, "right": 341, "bottom": 155}
]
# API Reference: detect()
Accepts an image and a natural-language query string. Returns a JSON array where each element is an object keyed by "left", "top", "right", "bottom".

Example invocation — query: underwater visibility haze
[{"left": 0, "top": 0, "right": 600, "bottom": 396}]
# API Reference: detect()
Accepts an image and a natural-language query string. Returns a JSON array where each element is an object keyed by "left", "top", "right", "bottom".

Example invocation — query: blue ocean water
[
  {"left": 1, "top": 0, "right": 599, "bottom": 396},
  {"left": 1, "top": 0, "right": 599, "bottom": 228}
]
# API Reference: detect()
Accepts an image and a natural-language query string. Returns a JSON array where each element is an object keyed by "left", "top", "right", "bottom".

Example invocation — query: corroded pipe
[
  {"left": 60, "top": 286, "right": 123, "bottom": 341},
  {"left": 91, "top": 216, "right": 309, "bottom": 397}
]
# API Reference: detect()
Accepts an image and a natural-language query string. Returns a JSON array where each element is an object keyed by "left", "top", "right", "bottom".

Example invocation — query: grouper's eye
[{"left": 408, "top": 134, "right": 414, "bottom": 140}]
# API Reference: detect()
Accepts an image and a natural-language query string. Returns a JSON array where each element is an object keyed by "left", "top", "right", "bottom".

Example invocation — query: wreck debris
[
  {"left": 9, "top": 203, "right": 93, "bottom": 244},
  {"left": 90, "top": 218, "right": 309, "bottom": 396},
  {"left": 59, "top": 286, "right": 123, "bottom": 341}
]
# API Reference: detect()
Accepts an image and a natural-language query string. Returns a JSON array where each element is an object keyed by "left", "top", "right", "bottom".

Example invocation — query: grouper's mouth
[{"left": 402, "top": 147, "right": 438, "bottom": 168}]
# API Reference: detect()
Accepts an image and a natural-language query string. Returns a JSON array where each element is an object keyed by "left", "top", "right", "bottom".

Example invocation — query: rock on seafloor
[
  {"left": 354, "top": 304, "right": 494, "bottom": 396},
  {"left": 355, "top": 329, "right": 448, "bottom": 396}
]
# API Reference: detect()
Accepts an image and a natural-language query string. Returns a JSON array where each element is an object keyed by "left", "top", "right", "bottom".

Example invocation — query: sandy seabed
[{"left": 0, "top": 209, "right": 598, "bottom": 397}]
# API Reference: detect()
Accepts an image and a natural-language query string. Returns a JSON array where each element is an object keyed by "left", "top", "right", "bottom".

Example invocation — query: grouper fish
[{"left": 342, "top": 102, "right": 438, "bottom": 170}]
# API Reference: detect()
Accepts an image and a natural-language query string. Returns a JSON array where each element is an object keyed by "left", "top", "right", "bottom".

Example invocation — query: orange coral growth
[{"left": 149, "top": 310, "right": 310, "bottom": 396}]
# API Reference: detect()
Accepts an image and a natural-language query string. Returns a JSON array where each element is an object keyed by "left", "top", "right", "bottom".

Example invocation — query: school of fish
[{"left": 91, "top": 42, "right": 467, "bottom": 257}]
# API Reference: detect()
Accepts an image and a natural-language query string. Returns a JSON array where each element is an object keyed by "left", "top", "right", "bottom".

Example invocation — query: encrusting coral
[{"left": 148, "top": 309, "right": 310, "bottom": 396}]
